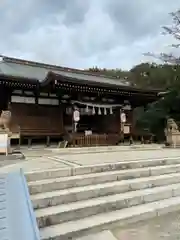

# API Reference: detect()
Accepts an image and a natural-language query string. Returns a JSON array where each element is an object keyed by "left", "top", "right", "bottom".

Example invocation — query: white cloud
[{"left": 0, "top": 0, "right": 180, "bottom": 70}]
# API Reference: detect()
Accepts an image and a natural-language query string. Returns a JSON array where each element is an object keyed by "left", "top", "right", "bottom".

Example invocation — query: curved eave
[
  {"left": 0, "top": 71, "right": 161, "bottom": 99},
  {"left": 40, "top": 71, "right": 55, "bottom": 87},
  {"left": 49, "top": 72, "right": 160, "bottom": 97},
  {"left": 158, "top": 91, "right": 169, "bottom": 96},
  {"left": 0, "top": 73, "right": 39, "bottom": 88}
]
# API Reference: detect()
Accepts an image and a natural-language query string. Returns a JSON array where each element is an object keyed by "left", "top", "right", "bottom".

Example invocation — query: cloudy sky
[{"left": 0, "top": 0, "right": 180, "bottom": 70}]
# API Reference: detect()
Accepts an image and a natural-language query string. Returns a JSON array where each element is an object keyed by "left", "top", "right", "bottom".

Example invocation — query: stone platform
[{"left": 1, "top": 144, "right": 180, "bottom": 173}]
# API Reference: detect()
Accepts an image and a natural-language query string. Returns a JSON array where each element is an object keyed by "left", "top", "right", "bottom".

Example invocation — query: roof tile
[{"left": 0, "top": 57, "right": 130, "bottom": 87}]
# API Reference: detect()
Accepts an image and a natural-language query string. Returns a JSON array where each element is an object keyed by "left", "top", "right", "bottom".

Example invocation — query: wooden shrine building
[{"left": 0, "top": 56, "right": 159, "bottom": 147}]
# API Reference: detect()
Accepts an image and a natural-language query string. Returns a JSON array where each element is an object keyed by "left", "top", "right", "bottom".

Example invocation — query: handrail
[
  {"left": 20, "top": 168, "right": 40, "bottom": 240},
  {"left": 1, "top": 169, "right": 40, "bottom": 240}
]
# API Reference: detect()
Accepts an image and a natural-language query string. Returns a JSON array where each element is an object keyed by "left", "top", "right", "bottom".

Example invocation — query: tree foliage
[
  {"left": 135, "top": 89, "right": 180, "bottom": 140},
  {"left": 88, "top": 63, "right": 180, "bottom": 90}
]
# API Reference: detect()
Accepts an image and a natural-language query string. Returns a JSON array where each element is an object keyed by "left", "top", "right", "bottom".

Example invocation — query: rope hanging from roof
[
  {"left": 71, "top": 100, "right": 123, "bottom": 115},
  {"left": 71, "top": 100, "right": 123, "bottom": 109}
]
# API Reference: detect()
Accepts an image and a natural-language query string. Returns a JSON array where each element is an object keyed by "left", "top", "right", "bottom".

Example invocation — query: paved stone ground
[
  {"left": 1, "top": 144, "right": 180, "bottom": 173},
  {"left": 75, "top": 231, "right": 117, "bottom": 240},
  {"left": 113, "top": 211, "right": 180, "bottom": 240},
  {"left": 49, "top": 148, "right": 180, "bottom": 166}
]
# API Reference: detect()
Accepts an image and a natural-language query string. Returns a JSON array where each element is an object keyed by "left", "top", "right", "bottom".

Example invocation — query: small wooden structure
[{"left": 0, "top": 56, "right": 160, "bottom": 147}]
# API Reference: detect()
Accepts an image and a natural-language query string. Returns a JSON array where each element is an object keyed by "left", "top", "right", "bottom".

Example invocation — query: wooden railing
[{"left": 71, "top": 134, "right": 119, "bottom": 147}]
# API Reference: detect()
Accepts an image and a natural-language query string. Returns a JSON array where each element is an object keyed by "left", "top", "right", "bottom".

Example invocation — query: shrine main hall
[{"left": 0, "top": 55, "right": 159, "bottom": 147}]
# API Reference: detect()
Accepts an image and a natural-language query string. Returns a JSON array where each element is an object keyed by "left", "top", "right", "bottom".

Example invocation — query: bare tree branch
[
  {"left": 145, "top": 52, "right": 180, "bottom": 64},
  {"left": 145, "top": 10, "right": 180, "bottom": 64}
]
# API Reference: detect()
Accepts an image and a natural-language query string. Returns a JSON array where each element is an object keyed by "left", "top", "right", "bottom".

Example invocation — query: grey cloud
[
  {"left": 105, "top": 0, "right": 179, "bottom": 41},
  {"left": 0, "top": 0, "right": 180, "bottom": 70}
]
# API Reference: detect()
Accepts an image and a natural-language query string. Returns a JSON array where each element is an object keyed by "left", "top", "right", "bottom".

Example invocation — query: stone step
[
  {"left": 25, "top": 157, "right": 180, "bottom": 181},
  {"left": 35, "top": 182, "right": 180, "bottom": 228},
  {"left": 51, "top": 145, "right": 162, "bottom": 154},
  {"left": 31, "top": 172, "right": 180, "bottom": 209},
  {"left": 39, "top": 196, "right": 180, "bottom": 240},
  {"left": 28, "top": 164, "right": 180, "bottom": 194}
]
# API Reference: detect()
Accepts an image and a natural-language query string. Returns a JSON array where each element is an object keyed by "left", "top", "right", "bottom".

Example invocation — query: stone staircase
[{"left": 26, "top": 157, "right": 180, "bottom": 240}]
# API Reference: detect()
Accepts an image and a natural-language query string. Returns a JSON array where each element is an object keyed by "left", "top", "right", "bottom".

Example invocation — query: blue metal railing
[{"left": 0, "top": 169, "right": 40, "bottom": 240}]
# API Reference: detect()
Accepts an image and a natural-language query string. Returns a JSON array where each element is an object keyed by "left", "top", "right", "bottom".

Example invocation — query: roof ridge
[{"left": 2, "top": 55, "right": 129, "bottom": 82}]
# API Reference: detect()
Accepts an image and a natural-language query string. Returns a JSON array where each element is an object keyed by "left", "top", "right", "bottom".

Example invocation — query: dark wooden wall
[
  {"left": 11, "top": 103, "right": 63, "bottom": 135},
  {"left": 0, "top": 86, "right": 10, "bottom": 111},
  {"left": 100, "top": 109, "right": 120, "bottom": 134}
]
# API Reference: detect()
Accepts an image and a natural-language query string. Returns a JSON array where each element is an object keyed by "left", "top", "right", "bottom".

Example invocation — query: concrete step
[
  {"left": 39, "top": 196, "right": 180, "bottom": 240},
  {"left": 25, "top": 157, "right": 180, "bottom": 181},
  {"left": 31, "top": 172, "right": 180, "bottom": 209},
  {"left": 28, "top": 164, "right": 180, "bottom": 194},
  {"left": 35, "top": 182, "right": 180, "bottom": 228}
]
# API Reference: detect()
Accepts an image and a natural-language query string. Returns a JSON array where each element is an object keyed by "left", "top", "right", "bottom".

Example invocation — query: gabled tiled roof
[{"left": 0, "top": 56, "right": 131, "bottom": 87}]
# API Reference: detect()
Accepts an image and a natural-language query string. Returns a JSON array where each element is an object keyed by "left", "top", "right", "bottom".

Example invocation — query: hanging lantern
[
  {"left": 110, "top": 107, "right": 113, "bottom": 114},
  {"left": 104, "top": 108, "right": 107, "bottom": 115},
  {"left": 121, "top": 112, "right": 126, "bottom": 123},
  {"left": 92, "top": 106, "right": 96, "bottom": 115},
  {"left": 73, "top": 108, "right": 80, "bottom": 122},
  {"left": 98, "top": 107, "right": 101, "bottom": 115}
]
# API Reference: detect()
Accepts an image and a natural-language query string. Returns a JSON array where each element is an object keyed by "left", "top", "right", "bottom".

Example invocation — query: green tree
[
  {"left": 136, "top": 10, "right": 180, "bottom": 140},
  {"left": 136, "top": 89, "right": 180, "bottom": 140},
  {"left": 130, "top": 63, "right": 180, "bottom": 89},
  {"left": 87, "top": 63, "right": 180, "bottom": 90}
]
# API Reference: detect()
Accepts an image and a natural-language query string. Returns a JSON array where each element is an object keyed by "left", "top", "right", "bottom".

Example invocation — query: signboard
[
  {"left": 85, "top": 130, "right": 92, "bottom": 136},
  {"left": 124, "top": 125, "right": 130, "bottom": 134},
  {"left": 0, "top": 134, "right": 9, "bottom": 155}
]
